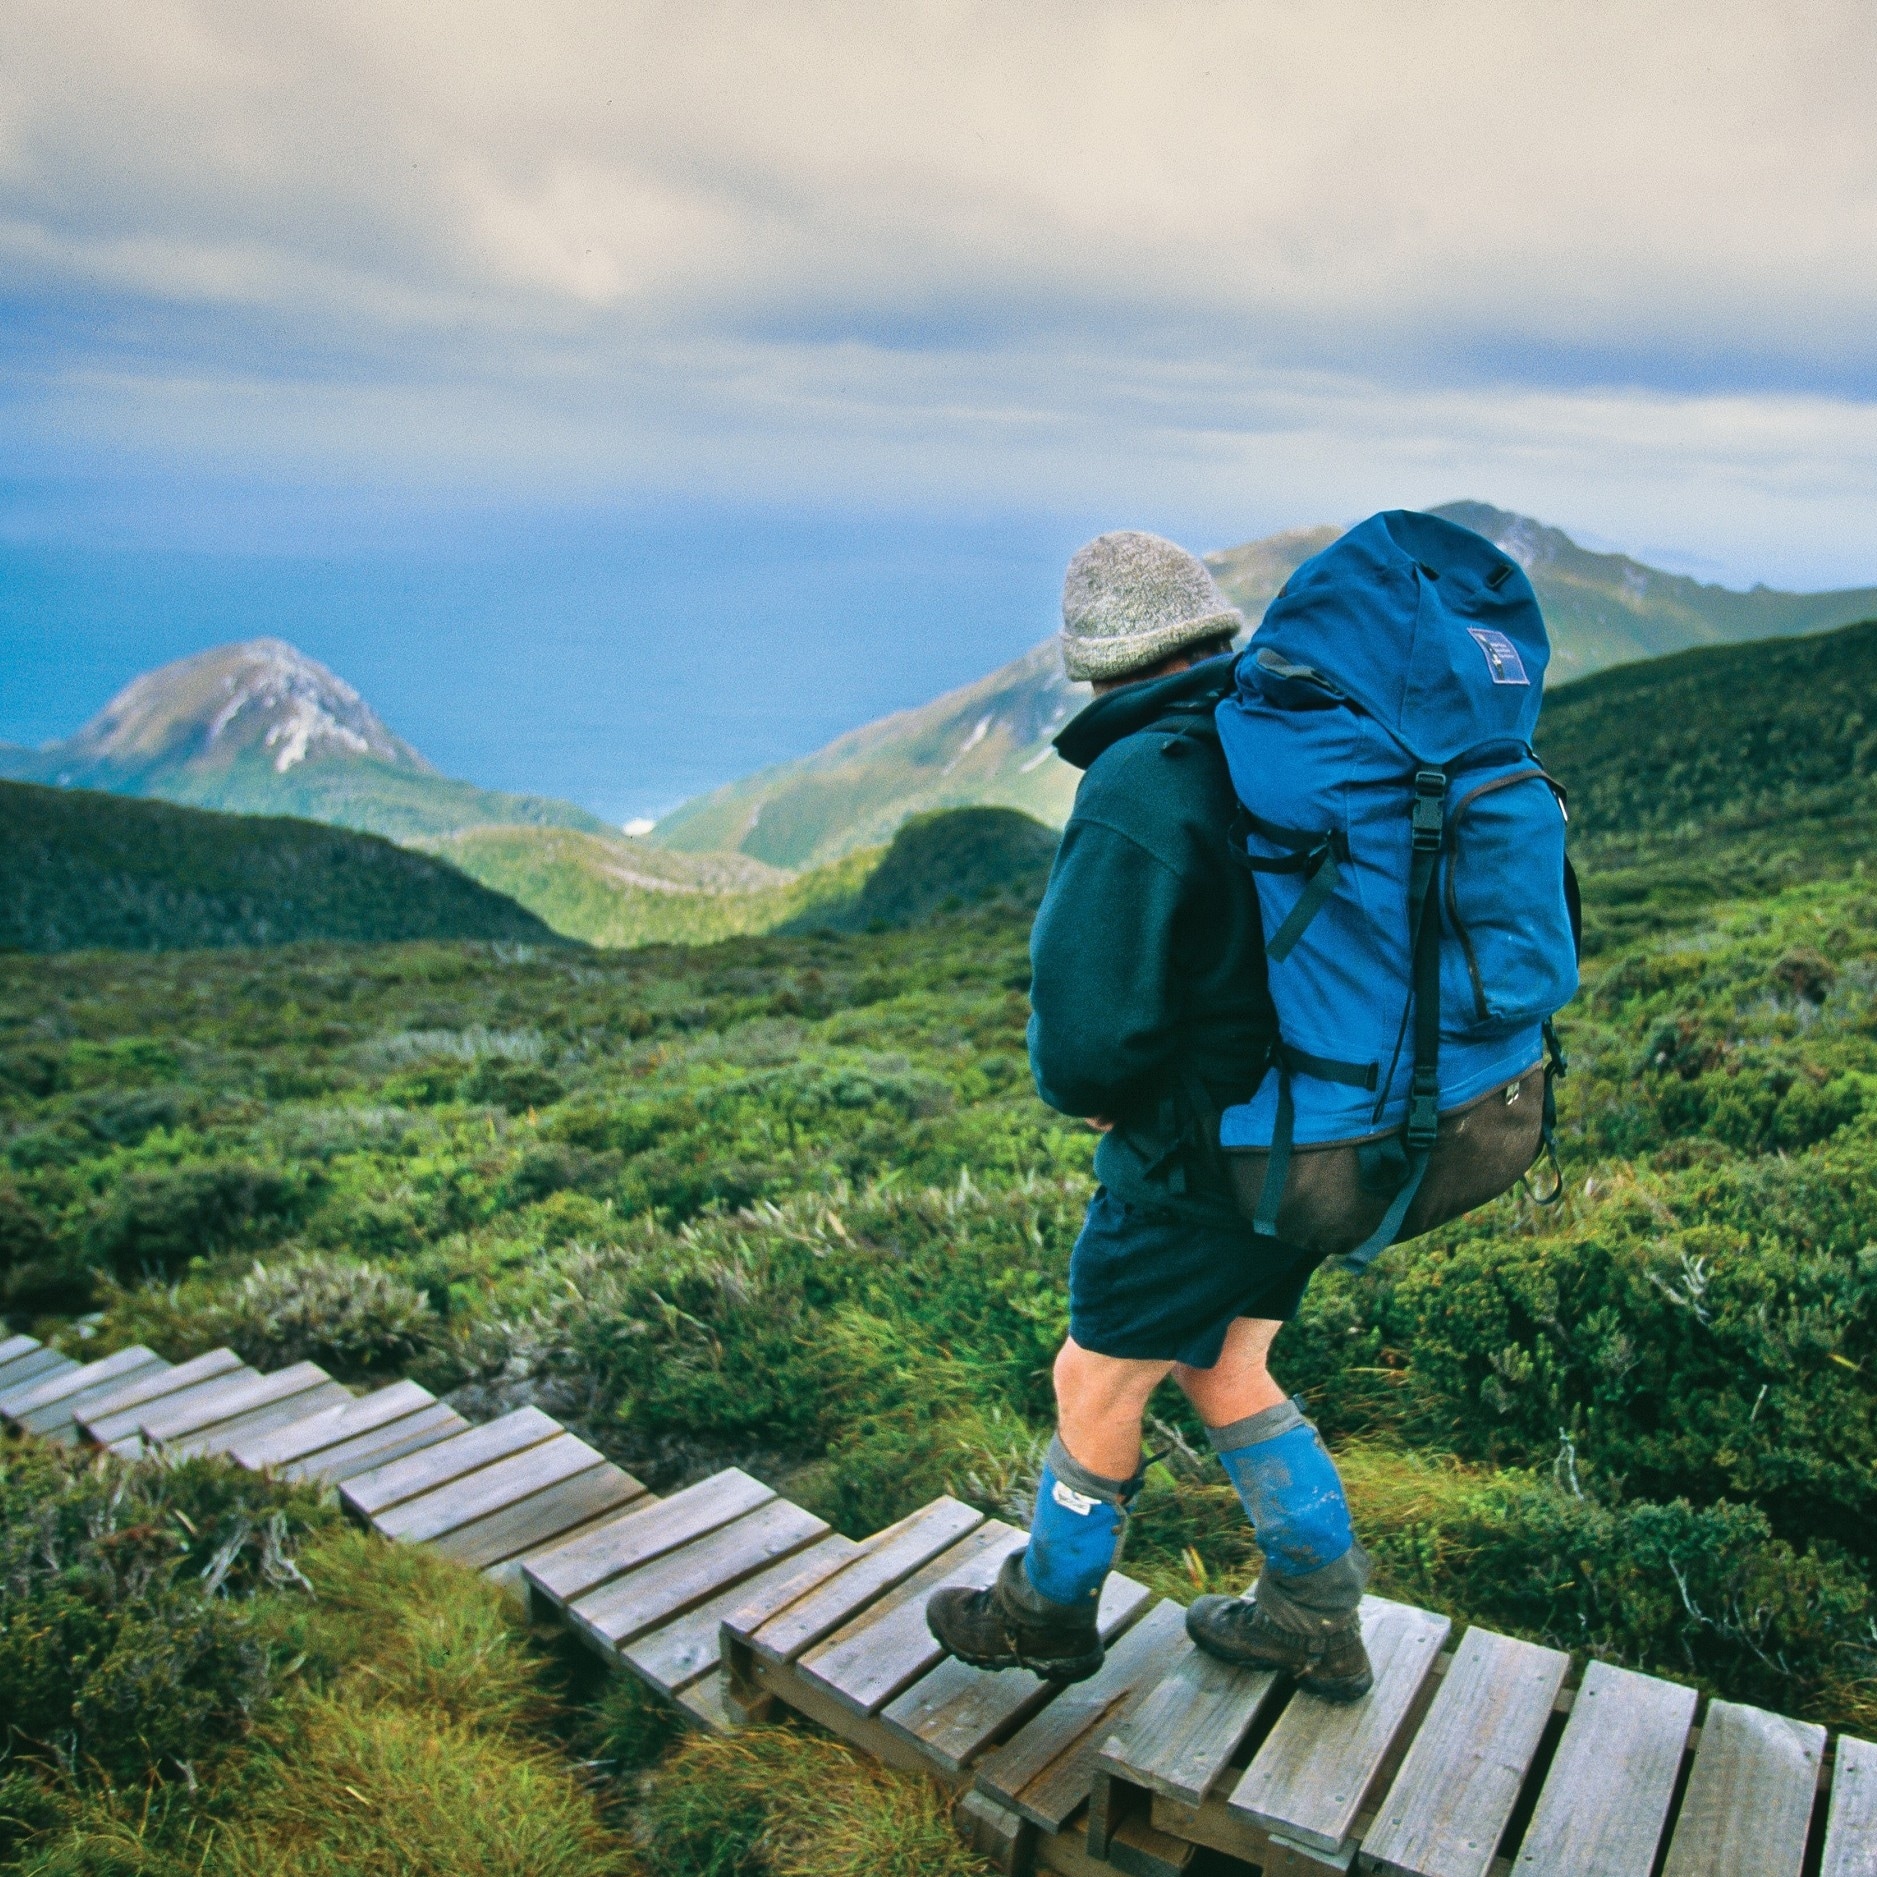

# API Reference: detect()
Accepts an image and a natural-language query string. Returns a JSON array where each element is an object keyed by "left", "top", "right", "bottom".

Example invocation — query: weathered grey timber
[
  {"left": 882, "top": 1571, "right": 1154, "bottom": 1777},
  {"left": 738, "top": 1496, "right": 985, "bottom": 1667},
  {"left": 231, "top": 1379, "right": 436, "bottom": 1470},
  {"left": 975, "top": 1598, "right": 1190, "bottom": 1832},
  {"left": 1228, "top": 1596, "right": 1451, "bottom": 1857},
  {"left": 138, "top": 1361, "right": 332, "bottom": 1449},
  {"left": 173, "top": 1378, "right": 352, "bottom": 1457},
  {"left": 1823, "top": 1733, "right": 1877, "bottom": 1877},
  {"left": 626, "top": 1533, "right": 861, "bottom": 1697},
  {"left": 283, "top": 1401, "right": 468, "bottom": 1484},
  {"left": 5, "top": 1346, "right": 168, "bottom": 1434},
  {"left": 341, "top": 1405, "right": 561, "bottom": 1520},
  {"left": 372, "top": 1429, "right": 604, "bottom": 1546},
  {"left": 1360, "top": 1626, "right": 1569, "bottom": 1877},
  {"left": 1511, "top": 1659, "right": 1697, "bottom": 1876},
  {"left": 570, "top": 1497, "right": 829, "bottom": 1655},
  {"left": 1099, "top": 1638, "right": 1282, "bottom": 1811},
  {"left": 798, "top": 1521, "right": 1028, "bottom": 1720},
  {"left": 528, "top": 1467, "right": 776, "bottom": 1609},
  {"left": 1660, "top": 1698, "right": 1826, "bottom": 1877},
  {"left": 73, "top": 1348, "right": 243, "bottom": 1440},
  {"left": 433, "top": 1462, "right": 650, "bottom": 1573}
]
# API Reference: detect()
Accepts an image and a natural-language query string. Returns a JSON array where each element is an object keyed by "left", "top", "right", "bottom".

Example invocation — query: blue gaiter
[
  {"left": 1209, "top": 1399, "right": 1353, "bottom": 1577},
  {"left": 1023, "top": 1432, "right": 1139, "bottom": 1609}
]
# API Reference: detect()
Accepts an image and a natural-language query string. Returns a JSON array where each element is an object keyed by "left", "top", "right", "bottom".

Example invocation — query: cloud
[{"left": 3, "top": 0, "right": 1876, "bottom": 580}]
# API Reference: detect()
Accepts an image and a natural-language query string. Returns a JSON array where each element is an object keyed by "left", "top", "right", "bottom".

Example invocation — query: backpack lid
[{"left": 1245, "top": 510, "right": 1548, "bottom": 762}]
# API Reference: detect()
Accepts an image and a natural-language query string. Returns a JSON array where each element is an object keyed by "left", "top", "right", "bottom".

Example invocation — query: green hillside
[
  {"left": 1540, "top": 616, "right": 1877, "bottom": 945},
  {"left": 0, "top": 638, "right": 606, "bottom": 843},
  {"left": 12, "top": 623, "right": 1877, "bottom": 1872},
  {"left": 425, "top": 805, "right": 1056, "bottom": 946},
  {"left": 423, "top": 823, "right": 876, "bottom": 947},
  {"left": 0, "top": 780, "right": 558, "bottom": 952},
  {"left": 655, "top": 504, "right": 1877, "bottom": 870}
]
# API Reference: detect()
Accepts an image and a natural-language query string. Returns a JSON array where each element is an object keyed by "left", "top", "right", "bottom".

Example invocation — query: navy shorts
[{"left": 1066, "top": 1186, "right": 1324, "bottom": 1369}]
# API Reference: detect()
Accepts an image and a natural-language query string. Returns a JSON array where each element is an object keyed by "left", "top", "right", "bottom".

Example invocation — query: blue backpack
[{"left": 1214, "top": 510, "right": 1579, "bottom": 1272}]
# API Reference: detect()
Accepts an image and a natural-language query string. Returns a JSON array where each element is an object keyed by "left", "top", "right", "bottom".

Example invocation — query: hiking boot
[
  {"left": 926, "top": 1549, "right": 1105, "bottom": 1684},
  {"left": 1186, "top": 1592, "right": 1373, "bottom": 1701}
]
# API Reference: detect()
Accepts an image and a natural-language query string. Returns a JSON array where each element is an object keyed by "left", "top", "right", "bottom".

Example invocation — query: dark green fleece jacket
[{"left": 1028, "top": 657, "right": 1276, "bottom": 1222}]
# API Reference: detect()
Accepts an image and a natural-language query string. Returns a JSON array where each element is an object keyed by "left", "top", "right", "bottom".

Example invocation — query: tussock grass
[
  {"left": 639, "top": 1724, "right": 987, "bottom": 1877},
  {"left": 206, "top": 1699, "right": 636, "bottom": 1877}
]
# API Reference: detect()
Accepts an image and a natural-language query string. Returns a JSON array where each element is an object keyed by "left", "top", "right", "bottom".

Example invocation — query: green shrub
[
  {"left": 0, "top": 1444, "right": 323, "bottom": 1792},
  {"left": 84, "top": 1161, "right": 305, "bottom": 1281}
]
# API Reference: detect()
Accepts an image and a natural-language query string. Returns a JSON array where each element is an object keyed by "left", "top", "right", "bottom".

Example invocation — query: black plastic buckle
[
  {"left": 1410, "top": 769, "right": 1447, "bottom": 850},
  {"left": 1406, "top": 1066, "right": 1440, "bottom": 1150}
]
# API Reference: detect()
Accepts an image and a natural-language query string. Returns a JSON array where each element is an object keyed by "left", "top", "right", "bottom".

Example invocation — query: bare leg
[
  {"left": 1051, "top": 1337, "right": 1172, "bottom": 1477},
  {"left": 1173, "top": 1316, "right": 1288, "bottom": 1424}
]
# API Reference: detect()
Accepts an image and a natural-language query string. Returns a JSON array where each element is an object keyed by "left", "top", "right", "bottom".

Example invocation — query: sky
[{"left": 4, "top": 1, "right": 1877, "bottom": 821}]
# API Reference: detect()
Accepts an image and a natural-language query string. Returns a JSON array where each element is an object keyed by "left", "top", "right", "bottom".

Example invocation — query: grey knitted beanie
[{"left": 1060, "top": 531, "right": 1242, "bottom": 682}]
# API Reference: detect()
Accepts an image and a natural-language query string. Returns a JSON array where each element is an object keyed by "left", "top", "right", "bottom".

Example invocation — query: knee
[{"left": 1052, "top": 1339, "right": 1165, "bottom": 1423}]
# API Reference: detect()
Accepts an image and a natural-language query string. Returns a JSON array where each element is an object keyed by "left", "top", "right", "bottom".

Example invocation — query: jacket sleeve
[{"left": 1027, "top": 814, "right": 1188, "bottom": 1119}]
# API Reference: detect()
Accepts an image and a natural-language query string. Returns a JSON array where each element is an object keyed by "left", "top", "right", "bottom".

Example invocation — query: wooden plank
[
  {"left": 674, "top": 1667, "right": 733, "bottom": 1734},
  {"left": 20, "top": 1355, "right": 172, "bottom": 1440},
  {"left": 740, "top": 1495, "right": 986, "bottom": 1666},
  {"left": 174, "top": 1380, "right": 353, "bottom": 1457},
  {"left": 798, "top": 1520, "right": 1026, "bottom": 1719},
  {"left": 1659, "top": 1697, "right": 1825, "bottom": 1877},
  {"left": 72, "top": 1348, "right": 242, "bottom": 1439},
  {"left": 341, "top": 1405, "right": 561, "bottom": 1519},
  {"left": 956, "top": 1789, "right": 1036, "bottom": 1875},
  {"left": 625, "top": 1531, "right": 860, "bottom": 1695},
  {"left": 138, "top": 1361, "right": 330, "bottom": 1446},
  {"left": 1822, "top": 1733, "right": 1877, "bottom": 1877},
  {"left": 10, "top": 1348, "right": 168, "bottom": 1433},
  {"left": 0, "top": 1333, "right": 41, "bottom": 1374},
  {"left": 1100, "top": 1634, "right": 1284, "bottom": 1811},
  {"left": 231, "top": 1379, "right": 436, "bottom": 1469},
  {"left": 372, "top": 1429, "right": 602, "bottom": 1544},
  {"left": 0, "top": 1348, "right": 70, "bottom": 1398},
  {"left": 88, "top": 1364, "right": 261, "bottom": 1449},
  {"left": 527, "top": 1467, "right": 776, "bottom": 1608},
  {"left": 570, "top": 1496, "right": 828, "bottom": 1654},
  {"left": 1360, "top": 1626, "right": 1569, "bottom": 1877},
  {"left": 283, "top": 1401, "right": 468, "bottom": 1484},
  {"left": 734, "top": 1647, "right": 968, "bottom": 1778},
  {"left": 429, "top": 1461, "right": 648, "bottom": 1571},
  {"left": 1228, "top": 1596, "right": 1451, "bottom": 1857},
  {"left": 975, "top": 1598, "right": 1189, "bottom": 1832},
  {"left": 1511, "top": 1659, "right": 1697, "bottom": 1876},
  {"left": 883, "top": 1571, "right": 1155, "bottom": 1776}
]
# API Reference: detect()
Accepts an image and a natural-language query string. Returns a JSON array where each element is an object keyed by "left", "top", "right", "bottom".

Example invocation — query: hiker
[{"left": 926, "top": 531, "right": 1374, "bottom": 1700}]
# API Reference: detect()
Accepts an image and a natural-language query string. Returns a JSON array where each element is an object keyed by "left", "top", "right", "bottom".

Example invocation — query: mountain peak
[{"left": 67, "top": 637, "right": 430, "bottom": 779}]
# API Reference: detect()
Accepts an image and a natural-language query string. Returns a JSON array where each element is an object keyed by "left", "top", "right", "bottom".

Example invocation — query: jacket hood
[{"left": 1053, "top": 655, "right": 1236, "bottom": 773}]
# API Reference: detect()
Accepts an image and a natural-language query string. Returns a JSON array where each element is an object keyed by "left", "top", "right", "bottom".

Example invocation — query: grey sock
[
  {"left": 1205, "top": 1397, "right": 1306, "bottom": 1452},
  {"left": 1252, "top": 1540, "right": 1371, "bottom": 1634},
  {"left": 1045, "top": 1431, "right": 1142, "bottom": 1507}
]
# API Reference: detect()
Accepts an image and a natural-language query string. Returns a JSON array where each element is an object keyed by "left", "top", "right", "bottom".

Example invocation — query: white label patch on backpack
[
  {"left": 1051, "top": 1480, "right": 1098, "bottom": 1515},
  {"left": 1467, "top": 627, "right": 1531, "bottom": 686}
]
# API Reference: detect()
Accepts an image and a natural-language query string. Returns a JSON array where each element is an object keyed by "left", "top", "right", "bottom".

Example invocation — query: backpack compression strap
[
  {"left": 1229, "top": 807, "right": 1349, "bottom": 963},
  {"left": 1335, "top": 767, "right": 1447, "bottom": 1274}
]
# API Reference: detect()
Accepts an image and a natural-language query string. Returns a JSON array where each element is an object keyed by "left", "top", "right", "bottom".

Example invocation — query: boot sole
[
  {"left": 1298, "top": 1668, "right": 1374, "bottom": 1703},
  {"left": 945, "top": 1642, "right": 1105, "bottom": 1685}
]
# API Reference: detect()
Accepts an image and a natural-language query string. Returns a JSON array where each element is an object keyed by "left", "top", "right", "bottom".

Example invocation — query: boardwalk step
[
  {"left": 1360, "top": 1626, "right": 1569, "bottom": 1877},
  {"left": 976, "top": 1597, "right": 1190, "bottom": 1834},
  {"left": 528, "top": 1467, "right": 776, "bottom": 1610},
  {"left": 1, "top": 1345, "right": 169, "bottom": 1438},
  {"left": 1226, "top": 1595, "right": 1451, "bottom": 1860},
  {"left": 1511, "top": 1658, "right": 1696, "bottom": 1876},
  {"left": 74, "top": 1348, "right": 246, "bottom": 1446},
  {"left": 886, "top": 1570, "right": 1154, "bottom": 1778},
  {"left": 1660, "top": 1698, "right": 1825, "bottom": 1877},
  {"left": 342, "top": 1405, "right": 562, "bottom": 1522}
]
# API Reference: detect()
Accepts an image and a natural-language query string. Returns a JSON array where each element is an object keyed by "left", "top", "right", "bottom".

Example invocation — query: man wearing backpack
[{"left": 926, "top": 531, "right": 1374, "bottom": 1699}]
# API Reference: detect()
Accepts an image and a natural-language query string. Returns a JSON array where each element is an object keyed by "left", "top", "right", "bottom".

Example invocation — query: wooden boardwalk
[{"left": 4, "top": 1327, "right": 1872, "bottom": 1876}]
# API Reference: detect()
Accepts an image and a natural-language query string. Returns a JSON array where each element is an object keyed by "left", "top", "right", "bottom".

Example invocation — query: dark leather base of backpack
[{"left": 1223, "top": 1062, "right": 1544, "bottom": 1257}]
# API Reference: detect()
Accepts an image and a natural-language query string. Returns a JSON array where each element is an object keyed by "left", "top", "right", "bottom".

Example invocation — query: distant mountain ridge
[
  {"left": 654, "top": 503, "right": 1877, "bottom": 870},
  {"left": 0, "top": 640, "right": 607, "bottom": 843}
]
